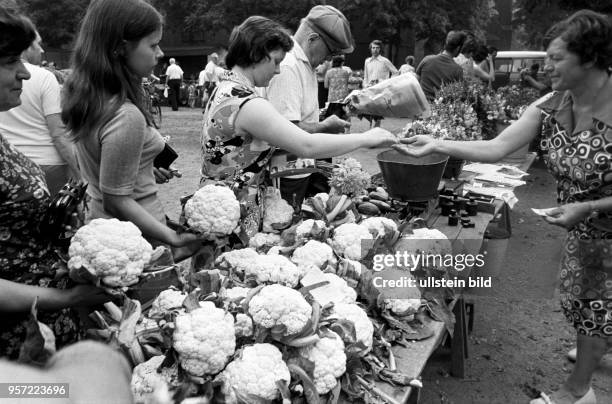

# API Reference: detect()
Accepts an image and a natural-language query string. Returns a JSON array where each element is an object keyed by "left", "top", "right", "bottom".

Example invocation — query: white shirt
[
  {"left": 364, "top": 55, "right": 398, "bottom": 87},
  {"left": 264, "top": 40, "right": 318, "bottom": 124},
  {"left": 263, "top": 39, "right": 318, "bottom": 177},
  {"left": 198, "top": 69, "right": 207, "bottom": 86},
  {"left": 165, "top": 64, "right": 183, "bottom": 80},
  {"left": 203, "top": 61, "right": 221, "bottom": 83},
  {"left": 0, "top": 62, "right": 65, "bottom": 165}
]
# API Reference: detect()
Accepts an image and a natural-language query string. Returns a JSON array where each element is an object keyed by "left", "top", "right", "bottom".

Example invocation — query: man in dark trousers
[{"left": 164, "top": 58, "right": 183, "bottom": 111}]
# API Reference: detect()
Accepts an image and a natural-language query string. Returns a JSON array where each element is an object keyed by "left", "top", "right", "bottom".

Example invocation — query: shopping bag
[
  {"left": 345, "top": 73, "right": 430, "bottom": 119},
  {"left": 163, "top": 87, "right": 168, "bottom": 98}
]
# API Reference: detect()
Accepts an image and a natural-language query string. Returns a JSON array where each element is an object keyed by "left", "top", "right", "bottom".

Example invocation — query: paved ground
[{"left": 157, "top": 107, "right": 612, "bottom": 404}]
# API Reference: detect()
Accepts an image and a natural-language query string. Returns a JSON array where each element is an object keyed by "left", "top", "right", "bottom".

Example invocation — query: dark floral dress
[
  {"left": 201, "top": 71, "right": 276, "bottom": 243},
  {"left": 537, "top": 84, "right": 612, "bottom": 338},
  {"left": 0, "top": 135, "right": 81, "bottom": 358}
]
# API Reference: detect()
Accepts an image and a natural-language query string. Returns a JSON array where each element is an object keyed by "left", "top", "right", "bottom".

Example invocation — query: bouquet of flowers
[
  {"left": 496, "top": 85, "right": 541, "bottom": 122},
  {"left": 403, "top": 81, "right": 483, "bottom": 141}
]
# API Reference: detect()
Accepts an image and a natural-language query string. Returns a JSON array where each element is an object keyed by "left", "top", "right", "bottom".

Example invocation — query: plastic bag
[
  {"left": 163, "top": 87, "right": 168, "bottom": 98},
  {"left": 345, "top": 73, "right": 430, "bottom": 119}
]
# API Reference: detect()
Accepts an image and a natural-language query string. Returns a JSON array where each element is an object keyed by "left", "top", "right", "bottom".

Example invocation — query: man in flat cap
[{"left": 264, "top": 5, "right": 355, "bottom": 206}]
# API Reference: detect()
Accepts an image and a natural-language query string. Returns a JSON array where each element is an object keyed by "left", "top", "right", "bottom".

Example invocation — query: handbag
[{"left": 39, "top": 179, "right": 88, "bottom": 249}]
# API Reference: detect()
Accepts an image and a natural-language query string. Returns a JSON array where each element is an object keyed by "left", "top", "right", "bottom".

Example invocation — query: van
[{"left": 492, "top": 51, "right": 546, "bottom": 89}]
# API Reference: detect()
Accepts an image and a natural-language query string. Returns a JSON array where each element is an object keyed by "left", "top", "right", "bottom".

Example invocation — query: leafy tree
[
  {"left": 17, "top": 0, "right": 89, "bottom": 49},
  {"left": 513, "top": 0, "right": 612, "bottom": 49},
  {"left": 338, "top": 0, "right": 496, "bottom": 61}
]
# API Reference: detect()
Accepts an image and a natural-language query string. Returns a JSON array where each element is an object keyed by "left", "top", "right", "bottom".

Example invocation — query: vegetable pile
[{"left": 62, "top": 181, "right": 459, "bottom": 403}]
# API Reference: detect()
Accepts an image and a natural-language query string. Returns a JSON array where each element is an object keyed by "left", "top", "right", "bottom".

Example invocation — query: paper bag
[{"left": 346, "top": 73, "right": 430, "bottom": 119}]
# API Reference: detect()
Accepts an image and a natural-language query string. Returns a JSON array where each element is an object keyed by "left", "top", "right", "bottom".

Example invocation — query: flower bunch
[
  {"left": 404, "top": 81, "right": 483, "bottom": 141},
  {"left": 329, "top": 158, "right": 371, "bottom": 196},
  {"left": 496, "top": 85, "right": 540, "bottom": 122}
]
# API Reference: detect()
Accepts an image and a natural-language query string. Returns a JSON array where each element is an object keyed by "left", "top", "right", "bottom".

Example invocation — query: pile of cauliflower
[{"left": 123, "top": 187, "right": 443, "bottom": 403}]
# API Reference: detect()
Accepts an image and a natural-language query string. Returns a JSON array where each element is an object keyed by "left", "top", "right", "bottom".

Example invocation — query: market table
[{"left": 369, "top": 153, "right": 537, "bottom": 404}]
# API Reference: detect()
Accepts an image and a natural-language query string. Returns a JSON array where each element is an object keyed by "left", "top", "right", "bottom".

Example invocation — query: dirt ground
[{"left": 156, "top": 107, "right": 612, "bottom": 404}]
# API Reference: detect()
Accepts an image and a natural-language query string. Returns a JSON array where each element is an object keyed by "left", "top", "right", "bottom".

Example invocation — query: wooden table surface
[{"left": 366, "top": 153, "right": 537, "bottom": 404}]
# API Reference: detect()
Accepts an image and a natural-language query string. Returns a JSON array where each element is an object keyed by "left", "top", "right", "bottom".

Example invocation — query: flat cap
[{"left": 304, "top": 5, "right": 354, "bottom": 54}]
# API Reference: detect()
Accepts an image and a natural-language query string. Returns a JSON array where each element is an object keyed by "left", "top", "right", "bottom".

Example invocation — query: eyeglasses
[{"left": 319, "top": 35, "right": 341, "bottom": 57}]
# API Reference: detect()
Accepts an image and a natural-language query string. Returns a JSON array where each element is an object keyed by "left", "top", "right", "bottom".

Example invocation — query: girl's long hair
[{"left": 62, "top": 0, "right": 162, "bottom": 141}]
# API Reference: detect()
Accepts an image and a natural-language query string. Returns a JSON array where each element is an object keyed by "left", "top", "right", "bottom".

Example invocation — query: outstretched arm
[{"left": 235, "top": 97, "right": 397, "bottom": 159}]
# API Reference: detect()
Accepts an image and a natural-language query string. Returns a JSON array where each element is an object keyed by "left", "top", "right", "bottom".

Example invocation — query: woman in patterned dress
[
  {"left": 395, "top": 10, "right": 611, "bottom": 404},
  {"left": 200, "top": 16, "right": 397, "bottom": 244},
  {"left": 0, "top": 9, "right": 109, "bottom": 359}
]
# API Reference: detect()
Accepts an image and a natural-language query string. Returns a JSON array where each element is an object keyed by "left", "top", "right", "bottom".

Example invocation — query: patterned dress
[
  {"left": 537, "top": 84, "right": 612, "bottom": 338},
  {"left": 201, "top": 71, "right": 276, "bottom": 243},
  {"left": 0, "top": 135, "right": 81, "bottom": 358}
]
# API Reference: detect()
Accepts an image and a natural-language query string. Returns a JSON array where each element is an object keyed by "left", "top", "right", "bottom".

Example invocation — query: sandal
[
  {"left": 567, "top": 347, "right": 612, "bottom": 362},
  {"left": 529, "top": 386, "right": 596, "bottom": 404}
]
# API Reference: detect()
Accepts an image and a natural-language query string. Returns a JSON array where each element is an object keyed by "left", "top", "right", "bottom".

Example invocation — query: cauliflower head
[
  {"left": 309, "top": 272, "right": 357, "bottom": 306},
  {"left": 263, "top": 188, "right": 294, "bottom": 233},
  {"left": 217, "top": 343, "right": 290, "bottom": 404},
  {"left": 222, "top": 286, "right": 251, "bottom": 304},
  {"left": 234, "top": 313, "right": 253, "bottom": 338},
  {"left": 296, "top": 331, "right": 346, "bottom": 394},
  {"left": 67, "top": 218, "right": 153, "bottom": 287},
  {"left": 216, "top": 248, "right": 259, "bottom": 276},
  {"left": 383, "top": 298, "right": 422, "bottom": 316},
  {"left": 184, "top": 184, "right": 241, "bottom": 236},
  {"left": 131, "top": 355, "right": 179, "bottom": 403},
  {"left": 360, "top": 217, "right": 398, "bottom": 238},
  {"left": 248, "top": 284, "right": 312, "bottom": 336},
  {"left": 148, "top": 288, "right": 187, "bottom": 317},
  {"left": 247, "top": 254, "right": 302, "bottom": 287},
  {"left": 173, "top": 302, "right": 236, "bottom": 376},
  {"left": 332, "top": 223, "right": 373, "bottom": 260},
  {"left": 393, "top": 228, "right": 452, "bottom": 271},
  {"left": 248, "top": 232, "right": 282, "bottom": 253},
  {"left": 331, "top": 303, "right": 374, "bottom": 355},
  {"left": 295, "top": 219, "right": 327, "bottom": 240},
  {"left": 291, "top": 240, "right": 334, "bottom": 269}
]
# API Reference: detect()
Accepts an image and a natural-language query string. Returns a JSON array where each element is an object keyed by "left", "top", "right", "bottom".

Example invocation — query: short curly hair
[
  {"left": 544, "top": 9, "right": 612, "bottom": 71},
  {"left": 0, "top": 8, "right": 36, "bottom": 58},
  {"left": 226, "top": 16, "right": 293, "bottom": 69}
]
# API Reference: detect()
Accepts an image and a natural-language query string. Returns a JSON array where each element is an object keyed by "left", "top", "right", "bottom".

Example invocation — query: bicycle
[{"left": 142, "top": 80, "right": 162, "bottom": 129}]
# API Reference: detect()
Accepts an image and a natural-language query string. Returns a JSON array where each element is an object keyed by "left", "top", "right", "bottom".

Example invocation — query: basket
[
  {"left": 128, "top": 265, "right": 182, "bottom": 305},
  {"left": 377, "top": 150, "right": 448, "bottom": 201}
]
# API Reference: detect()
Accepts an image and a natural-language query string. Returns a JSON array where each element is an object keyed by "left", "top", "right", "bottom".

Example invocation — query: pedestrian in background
[
  {"left": 363, "top": 39, "right": 397, "bottom": 127},
  {"left": 324, "top": 54, "right": 352, "bottom": 103},
  {"left": 416, "top": 30, "right": 466, "bottom": 101},
  {"left": 399, "top": 55, "right": 416, "bottom": 75},
  {"left": 165, "top": 57, "right": 183, "bottom": 111}
]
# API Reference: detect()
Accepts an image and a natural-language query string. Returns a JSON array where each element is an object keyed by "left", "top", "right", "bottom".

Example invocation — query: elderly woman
[
  {"left": 396, "top": 10, "right": 611, "bottom": 404},
  {"left": 0, "top": 9, "right": 108, "bottom": 358},
  {"left": 201, "top": 16, "right": 397, "bottom": 241}
]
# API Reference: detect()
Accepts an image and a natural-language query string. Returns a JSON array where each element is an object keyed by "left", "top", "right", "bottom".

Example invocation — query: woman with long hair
[{"left": 62, "top": 0, "right": 203, "bottom": 257}]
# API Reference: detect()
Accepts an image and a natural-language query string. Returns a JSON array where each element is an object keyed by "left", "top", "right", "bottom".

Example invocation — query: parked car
[{"left": 492, "top": 51, "right": 546, "bottom": 89}]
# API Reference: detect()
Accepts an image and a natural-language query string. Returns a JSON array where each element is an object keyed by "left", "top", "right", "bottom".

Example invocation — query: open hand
[
  {"left": 154, "top": 167, "right": 182, "bottom": 184},
  {"left": 392, "top": 135, "right": 438, "bottom": 157},
  {"left": 543, "top": 202, "right": 592, "bottom": 229}
]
